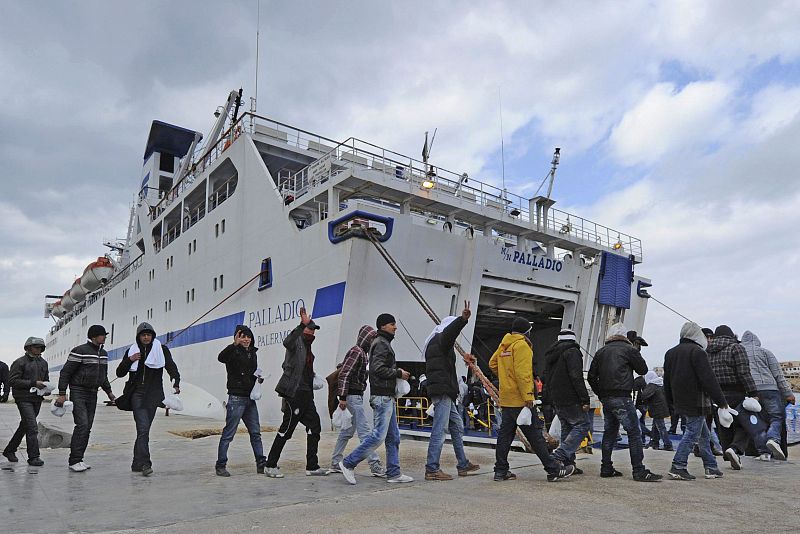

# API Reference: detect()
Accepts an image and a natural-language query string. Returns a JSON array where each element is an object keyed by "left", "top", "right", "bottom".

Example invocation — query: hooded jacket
[
  {"left": 9, "top": 352, "right": 50, "bottom": 402},
  {"left": 587, "top": 332, "right": 648, "bottom": 399},
  {"left": 706, "top": 334, "right": 756, "bottom": 394},
  {"left": 218, "top": 342, "right": 259, "bottom": 397},
  {"left": 337, "top": 325, "right": 377, "bottom": 398},
  {"left": 741, "top": 331, "right": 791, "bottom": 396},
  {"left": 638, "top": 371, "right": 670, "bottom": 419},
  {"left": 663, "top": 322, "right": 727, "bottom": 417},
  {"left": 489, "top": 333, "right": 535, "bottom": 408},
  {"left": 0, "top": 360, "right": 9, "bottom": 401},
  {"left": 424, "top": 316, "right": 468, "bottom": 401},
  {"left": 542, "top": 339, "right": 590, "bottom": 407},
  {"left": 275, "top": 322, "right": 316, "bottom": 398},
  {"left": 58, "top": 340, "right": 113, "bottom": 396},
  {"left": 116, "top": 322, "right": 180, "bottom": 407},
  {"left": 369, "top": 330, "right": 403, "bottom": 397}
]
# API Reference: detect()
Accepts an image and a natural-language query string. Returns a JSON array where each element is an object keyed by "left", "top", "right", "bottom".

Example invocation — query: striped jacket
[{"left": 58, "top": 341, "right": 113, "bottom": 396}]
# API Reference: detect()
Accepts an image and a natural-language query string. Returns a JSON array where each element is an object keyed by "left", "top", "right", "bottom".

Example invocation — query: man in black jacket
[
  {"left": 664, "top": 322, "right": 729, "bottom": 480},
  {"left": 340, "top": 313, "right": 413, "bottom": 485},
  {"left": 588, "top": 323, "right": 661, "bottom": 482},
  {"left": 0, "top": 359, "right": 9, "bottom": 403},
  {"left": 544, "top": 329, "right": 591, "bottom": 473},
  {"left": 54, "top": 325, "right": 116, "bottom": 472},
  {"left": 215, "top": 325, "right": 265, "bottom": 477},
  {"left": 265, "top": 307, "right": 327, "bottom": 478},
  {"left": 424, "top": 302, "right": 479, "bottom": 481},
  {"left": 3, "top": 336, "right": 50, "bottom": 466}
]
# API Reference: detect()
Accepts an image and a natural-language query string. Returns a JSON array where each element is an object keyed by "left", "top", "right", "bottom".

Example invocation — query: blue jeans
[
  {"left": 650, "top": 418, "right": 671, "bottom": 449},
  {"left": 672, "top": 415, "right": 717, "bottom": 470},
  {"left": 758, "top": 390, "right": 785, "bottom": 449},
  {"left": 425, "top": 395, "right": 469, "bottom": 473},
  {"left": 343, "top": 396, "right": 401, "bottom": 478},
  {"left": 552, "top": 404, "right": 591, "bottom": 466},
  {"left": 216, "top": 395, "right": 265, "bottom": 468},
  {"left": 330, "top": 394, "right": 381, "bottom": 469},
  {"left": 600, "top": 397, "right": 645, "bottom": 475}
]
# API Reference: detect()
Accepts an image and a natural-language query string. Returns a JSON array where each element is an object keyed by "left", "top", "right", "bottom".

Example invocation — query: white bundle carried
[
  {"left": 332, "top": 406, "right": 352, "bottom": 430},
  {"left": 30, "top": 382, "right": 56, "bottom": 396},
  {"left": 548, "top": 415, "right": 561, "bottom": 436},
  {"left": 163, "top": 394, "right": 183, "bottom": 411},
  {"left": 250, "top": 380, "right": 263, "bottom": 401},
  {"left": 516, "top": 406, "right": 533, "bottom": 426},
  {"left": 717, "top": 406, "right": 739, "bottom": 428},
  {"left": 742, "top": 397, "right": 762, "bottom": 413},
  {"left": 312, "top": 374, "right": 326, "bottom": 391},
  {"left": 426, "top": 404, "right": 435, "bottom": 417},
  {"left": 395, "top": 378, "right": 411, "bottom": 398},
  {"left": 50, "top": 400, "right": 74, "bottom": 417}
]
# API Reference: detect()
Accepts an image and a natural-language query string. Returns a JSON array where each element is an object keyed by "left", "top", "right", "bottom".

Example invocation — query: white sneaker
[
  {"left": 757, "top": 453, "right": 771, "bottom": 462},
  {"left": 766, "top": 439, "right": 786, "bottom": 461},
  {"left": 265, "top": 467, "right": 284, "bottom": 478},
  {"left": 387, "top": 473, "right": 414, "bottom": 483},
  {"left": 69, "top": 462, "right": 89, "bottom": 472},
  {"left": 723, "top": 448, "right": 742, "bottom": 470},
  {"left": 339, "top": 461, "right": 356, "bottom": 485},
  {"left": 305, "top": 468, "right": 328, "bottom": 476}
]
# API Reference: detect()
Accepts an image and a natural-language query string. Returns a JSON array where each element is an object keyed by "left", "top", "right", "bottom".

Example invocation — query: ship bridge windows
[
  {"left": 183, "top": 179, "right": 207, "bottom": 232},
  {"left": 209, "top": 159, "right": 238, "bottom": 211}
]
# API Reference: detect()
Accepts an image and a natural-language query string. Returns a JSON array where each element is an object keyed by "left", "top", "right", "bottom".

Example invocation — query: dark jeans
[
  {"left": 131, "top": 391, "right": 158, "bottom": 469},
  {"left": 668, "top": 408, "right": 686, "bottom": 433},
  {"left": 216, "top": 395, "right": 265, "bottom": 468},
  {"left": 494, "top": 405, "right": 559, "bottom": 476},
  {"left": 266, "top": 391, "right": 321, "bottom": 470},
  {"left": 4, "top": 399, "right": 42, "bottom": 459},
  {"left": 69, "top": 387, "right": 98, "bottom": 465},
  {"left": 650, "top": 418, "right": 671, "bottom": 449},
  {"left": 715, "top": 390, "right": 749, "bottom": 455},
  {"left": 601, "top": 397, "right": 645, "bottom": 476},
  {"left": 552, "top": 404, "right": 591, "bottom": 466}
]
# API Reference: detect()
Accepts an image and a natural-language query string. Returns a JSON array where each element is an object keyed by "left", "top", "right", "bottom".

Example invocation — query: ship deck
[{"left": 1, "top": 403, "right": 797, "bottom": 533}]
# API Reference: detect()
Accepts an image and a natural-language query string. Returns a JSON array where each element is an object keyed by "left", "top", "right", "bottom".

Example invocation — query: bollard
[{"left": 37, "top": 422, "right": 72, "bottom": 449}]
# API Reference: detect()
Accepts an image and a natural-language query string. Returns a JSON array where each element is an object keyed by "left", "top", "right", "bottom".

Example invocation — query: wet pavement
[{"left": 1, "top": 402, "right": 798, "bottom": 534}]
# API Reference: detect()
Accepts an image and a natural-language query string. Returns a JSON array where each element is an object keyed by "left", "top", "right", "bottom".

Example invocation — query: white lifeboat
[
  {"left": 61, "top": 290, "right": 76, "bottom": 311},
  {"left": 51, "top": 300, "right": 66, "bottom": 318},
  {"left": 80, "top": 257, "right": 114, "bottom": 292},
  {"left": 69, "top": 278, "right": 87, "bottom": 303}
]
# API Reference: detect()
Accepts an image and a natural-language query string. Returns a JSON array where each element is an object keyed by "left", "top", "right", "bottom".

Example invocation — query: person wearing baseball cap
[{"left": 55, "top": 325, "right": 116, "bottom": 472}]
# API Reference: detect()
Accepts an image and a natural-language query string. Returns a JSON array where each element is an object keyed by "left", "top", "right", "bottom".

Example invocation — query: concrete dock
[{"left": 1, "top": 402, "right": 797, "bottom": 534}]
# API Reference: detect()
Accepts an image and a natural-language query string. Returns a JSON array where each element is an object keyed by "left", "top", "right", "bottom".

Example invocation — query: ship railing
[
  {"left": 162, "top": 225, "right": 181, "bottom": 248},
  {"left": 208, "top": 175, "right": 238, "bottom": 212},
  {"left": 183, "top": 203, "right": 207, "bottom": 232}
]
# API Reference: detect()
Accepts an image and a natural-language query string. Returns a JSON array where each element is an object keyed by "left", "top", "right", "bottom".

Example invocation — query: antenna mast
[
  {"left": 499, "top": 87, "right": 506, "bottom": 194},
  {"left": 251, "top": 0, "right": 261, "bottom": 127},
  {"left": 545, "top": 147, "right": 561, "bottom": 199}
]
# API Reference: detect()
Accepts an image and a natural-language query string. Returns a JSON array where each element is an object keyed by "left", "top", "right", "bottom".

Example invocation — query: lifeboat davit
[
  {"left": 61, "top": 290, "right": 76, "bottom": 311},
  {"left": 51, "top": 300, "right": 66, "bottom": 319},
  {"left": 80, "top": 257, "right": 114, "bottom": 292},
  {"left": 69, "top": 278, "right": 87, "bottom": 303}
]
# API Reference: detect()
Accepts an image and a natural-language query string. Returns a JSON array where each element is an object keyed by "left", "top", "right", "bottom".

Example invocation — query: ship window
[
  {"left": 101, "top": 298, "right": 105, "bottom": 320},
  {"left": 193, "top": 239, "right": 197, "bottom": 252},
  {"left": 82, "top": 317, "right": 87, "bottom": 327},
  {"left": 188, "top": 243, "right": 192, "bottom": 255},
  {"left": 191, "top": 288, "right": 195, "bottom": 301},
  {"left": 165, "top": 301, "right": 168, "bottom": 312},
  {"left": 222, "top": 219, "right": 226, "bottom": 233},
  {"left": 215, "top": 223, "right": 219, "bottom": 237},
  {"left": 186, "top": 291, "right": 190, "bottom": 303},
  {"left": 159, "top": 154, "right": 175, "bottom": 173},
  {"left": 110, "top": 323, "right": 114, "bottom": 344},
  {"left": 219, "top": 274, "right": 223, "bottom": 289},
  {"left": 213, "top": 277, "right": 217, "bottom": 291},
  {"left": 258, "top": 258, "right": 272, "bottom": 291},
  {"left": 168, "top": 299, "right": 172, "bottom": 311}
]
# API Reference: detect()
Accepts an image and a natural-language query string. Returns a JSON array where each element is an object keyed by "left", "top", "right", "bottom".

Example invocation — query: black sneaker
[
  {"left": 3, "top": 451, "right": 19, "bottom": 463},
  {"left": 704, "top": 467, "right": 724, "bottom": 479},
  {"left": 668, "top": 467, "right": 696, "bottom": 481},
  {"left": 600, "top": 469, "right": 623, "bottom": 478},
  {"left": 692, "top": 445, "right": 701, "bottom": 457},
  {"left": 131, "top": 465, "right": 143, "bottom": 473},
  {"left": 215, "top": 466, "right": 231, "bottom": 477},
  {"left": 493, "top": 471, "right": 517, "bottom": 481},
  {"left": 256, "top": 464, "right": 267, "bottom": 474},
  {"left": 633, "top": 469, "right": 662, "bottom": 482},
  {"left": 572, "top": 467, "right": 584, "bottom": 475},
  {"left": 547, "top": 464, "right": 576, "bottom": 482},
  {"left": 141, "top": 466, "right": 153, "bottom": 476},
  {"left": 28, "top": 457, "right": 44, "bottom": 467}
]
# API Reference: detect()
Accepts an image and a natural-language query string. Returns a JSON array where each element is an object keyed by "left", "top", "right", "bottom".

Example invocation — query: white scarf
[
  {"left": 644, "top": 370, "right": 663, "bottom": 386},
  {"left": 129, "top": 338, "right": 166, "bottom": 371},
  {"left": 421, "top": 316, "right": 458, "bottom": 359}
]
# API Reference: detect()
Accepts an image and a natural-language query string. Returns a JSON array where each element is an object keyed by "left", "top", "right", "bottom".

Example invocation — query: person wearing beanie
[
  {"left": 340, "top": 313, "right": 414, "bottom": 485},
  {"left": 215, "top": 325, "right": 266, "bottom": 477},
  {"left": 543, "top": 329, "right": 592, "bottom": 474},
  {"left": 490, "top": 318, "right": 575, "bottom": 482},
  {"left": 706, "top": 324, "right": 757, "bottom": 470},
  {"left": 116, "top": 322, "right": 180, "bottom": 476},
  {"left": 55, "top": 325, "right": 116, "bottom": 472},
  {"left": 588, "top": 323, "right": 661, "bottom": 482},
  {"left": 3, "top": 336, "right": 50, "bottom": 466},
  {"left": 266, "top": 307, "right": 327, "bottom": 478}
]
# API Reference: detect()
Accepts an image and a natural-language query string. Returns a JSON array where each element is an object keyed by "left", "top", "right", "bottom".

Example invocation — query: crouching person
[{"left": 215, "top": 325, "right": 266, "bottom": 476}]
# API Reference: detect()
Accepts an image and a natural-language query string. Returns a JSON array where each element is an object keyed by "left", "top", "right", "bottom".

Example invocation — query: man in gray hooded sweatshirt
[{"left": 741, "top": 330, "right": 795, "bottom": 461}]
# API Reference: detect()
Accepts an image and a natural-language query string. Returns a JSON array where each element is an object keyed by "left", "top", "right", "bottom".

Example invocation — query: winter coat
[
  {"left": 0, "top": 360, "right": 9, "bottom": 401},
  {"left": 542, "top": 339, "right": 590, "bottom": 407},
  {"left": 218, "top": 343, "right": 259, "bottom": 397},
  {"left": 424, "top": 316, "right": 468, "bottom": 401},
  {"left": 741, "top": 331, "right": 792, "bottom": 396},
  {"left": 489, "top": 333, "right": 535, "bottom": 408},
  {"left": 639, "top": 383, "right": 670, "bottom": 419},
  {"left": 57, "top": 341, "right": 113, "bottom": 396},
  {"left": 275, "top": 323, "right": 315, "bottom": 399},
  {"left": 663, "top": 323, "right": 727, "bottom": 417},
  {"left": 587, "top": 336, "right": 648, "bottom": 399},
  {"left": 116, "top": 326, "right": 180, "bottom": 408},
  {"left": 369, "top": 330, "right": 403, "bottom": 397},
  {"left": 337, "top": 325, "right": 377, "bottom": 398},
  {"left": 707, "top": 335, "right": 756, "bottom": 394},
  {"left": 9, "top": 352, "right": 50, "bottom": 402}
]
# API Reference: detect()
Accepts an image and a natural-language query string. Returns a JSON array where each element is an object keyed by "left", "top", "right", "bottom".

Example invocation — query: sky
[{"left": 1, "top": 0, "right": 799, "bottom": 368}]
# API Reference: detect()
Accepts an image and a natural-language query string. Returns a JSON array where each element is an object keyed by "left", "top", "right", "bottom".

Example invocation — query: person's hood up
[
  {"left": 356, "top": 325, "right": 377, "bottom": 352},
  {"left": 545, "top": 339, "right": 579, "bottom": 366},
  {"left": 741, "top": 330, "right": 760, "bottom": 347},
  {"left": 498, "top": 332, "right": 529, "bottom": 352},
  {"left": 680, "top": 321, "right": 708, "bottom": 350},
  {"left": 644, "top": 370, "right": 663, "bottom": 386},
  {"left": 420, "top": 316, "right": 458, "bottom": 358},
  {"left": 136, "top": 322, "right": 156, "bottom": 337},
  {"left": 706, "top": 335, "right": 735, "bottom": 354},
  {"left": 605, "top": 322, "right": 630, "bottom": 344}
]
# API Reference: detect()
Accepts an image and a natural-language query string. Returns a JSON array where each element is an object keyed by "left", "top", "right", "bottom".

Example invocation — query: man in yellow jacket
[{"left": 490, "top": 317, "right": 575, "bottom": 482}]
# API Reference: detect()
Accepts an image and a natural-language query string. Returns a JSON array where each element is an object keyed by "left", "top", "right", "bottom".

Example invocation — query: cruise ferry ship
[{"left": 43, "top": 89, "right": 651, "bottom": 434}]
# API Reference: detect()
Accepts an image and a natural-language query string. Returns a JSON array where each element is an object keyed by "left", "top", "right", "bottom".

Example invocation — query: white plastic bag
[
  {"left": 250, "top": 380, "right": 263, "bottom": 401},
  {"left": 426, "top": 403, "right": 435, "bottom": 417},
  {"left": 332, "top": 407, "right": 352, "bottom": 430},
  {"left": 312, "top": 374, "right": 326, "bottom": 391},
  {"left": 742, "top": 397, "right": 762, "bottom": 413},
  {"left": 50, "top": 400, "right": 74, "bottom": 417},
  {"left": 548, "top": 414, "right": 561, "bottom": 436},
  {"left": 395, "top": 378, "right": 411, "bottom": 397},
  {"left": 516, "top": 406, "right": 533, "bottom": 426},
  {"left": 30, "top": 382, "right": 56, "bottom": 396},
  {"left": 163, "top": 394, "right": 183, "bottom": 411}
]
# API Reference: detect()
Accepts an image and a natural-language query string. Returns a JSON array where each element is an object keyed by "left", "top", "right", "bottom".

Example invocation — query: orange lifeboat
[
  {"left": 70, "top": 278, "right": 87, "bottom": 303},
  {"left": 51, "top": 300, "right": 66, "bottom": 319},
  {"left": 80, "top": 257, "right": 114, "bottom": 292},
  {"left": 61, "top": 290, "right": 75, "bottom": 311}
]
